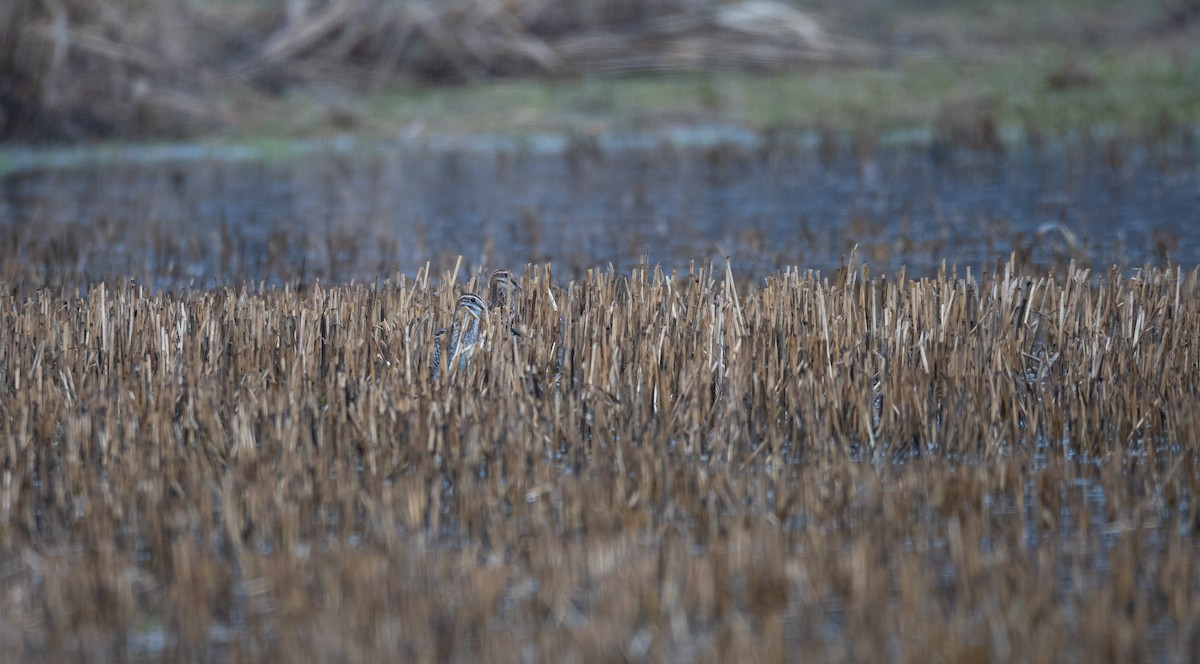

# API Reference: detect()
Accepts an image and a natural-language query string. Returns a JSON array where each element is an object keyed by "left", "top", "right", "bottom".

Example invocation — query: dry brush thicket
[
  {"left": 0, "top": 0, "right": 851, "bottom": 141},
  {"left": 0, "top": 259, "right": 1199, "bottom": 661}
]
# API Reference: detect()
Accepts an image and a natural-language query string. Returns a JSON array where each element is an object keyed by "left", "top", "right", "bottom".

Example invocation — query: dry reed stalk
[{"left": 0, "top": 258, "right": 1198, "bottom": 661}]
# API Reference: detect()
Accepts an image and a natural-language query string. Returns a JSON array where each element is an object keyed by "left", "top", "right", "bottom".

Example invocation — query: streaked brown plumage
[
  {"left": 488, "top": 269, "right": 522, "bottom": 333},
  {"left": 431, "top": 270, "right": 523, "bottom": 382},
  {"left": 432, "top": 292, "right": 486, "bottom": 380}
]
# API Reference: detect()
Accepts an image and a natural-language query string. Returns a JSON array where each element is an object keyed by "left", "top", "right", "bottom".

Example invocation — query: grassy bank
[
  {"left": 1, "top": 260, "right": 1198, "bottom": 660},
  {"left": 2, "top": 0, "right": 1198, "bottom": 143},
  {"left": 272, "top": 46, "right": 1200, "bottom": 141}
]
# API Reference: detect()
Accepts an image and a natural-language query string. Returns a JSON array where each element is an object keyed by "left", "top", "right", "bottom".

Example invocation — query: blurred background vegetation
[{"left": 1, "top": 0, "right": 1198, "bottom": 143}]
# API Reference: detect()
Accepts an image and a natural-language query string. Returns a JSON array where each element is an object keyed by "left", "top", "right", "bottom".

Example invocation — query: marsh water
[
  {"left": 3, "top": 130, "right": 1200, "bottom": 661},
  {"left": 2, "top": 129, "right": 1199, "bottom": 288}
]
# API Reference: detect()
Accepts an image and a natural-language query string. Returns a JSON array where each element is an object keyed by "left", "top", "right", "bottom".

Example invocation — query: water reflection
[{"left": 2, "top": 131, "right": 1198, "bottom": 288}]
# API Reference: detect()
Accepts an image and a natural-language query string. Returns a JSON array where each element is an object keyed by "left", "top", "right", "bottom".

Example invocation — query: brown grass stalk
[{"left": 0, "top": 258, "right": 1198, "bottom": 660}]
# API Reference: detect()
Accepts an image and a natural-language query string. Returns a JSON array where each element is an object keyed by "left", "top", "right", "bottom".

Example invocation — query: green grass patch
[{"left": 227, "top": 35, "right": 1198, "bottom": 143}]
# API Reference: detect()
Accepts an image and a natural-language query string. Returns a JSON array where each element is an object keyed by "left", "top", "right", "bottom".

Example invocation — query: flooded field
[
  {"left": 2, "top": 130, "right": 1199, "bottom": 288},
  {"left": 2, "top": 134, "right": 1200, "bottom": 662}
]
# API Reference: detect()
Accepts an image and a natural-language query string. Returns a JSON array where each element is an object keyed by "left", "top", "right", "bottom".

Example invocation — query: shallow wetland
[
  {"left": 2, "top": 212, "right": 1200, "bottom": 659},
  {"left": 3, "top": 131, "right": 1199, "bottom": 289},
  {"left": 3, "top": 0, "right": 1200, "bottom": 660}
]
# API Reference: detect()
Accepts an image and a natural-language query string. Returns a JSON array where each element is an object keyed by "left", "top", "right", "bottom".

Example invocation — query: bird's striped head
[
  {"left": 455, "top": 293, "right": 487, "bottom": 319},
  {"left": 488, "top": 269, "right": 522, "bottom": 310}
]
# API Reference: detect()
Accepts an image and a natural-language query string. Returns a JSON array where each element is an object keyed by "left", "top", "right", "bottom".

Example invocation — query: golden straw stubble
[{"left": 0, "top": 259, "right": 1197, "bottom": 662}]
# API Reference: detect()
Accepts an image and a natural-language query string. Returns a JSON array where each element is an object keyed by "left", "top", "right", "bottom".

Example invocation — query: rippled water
[{"left": 2, "top": 129, "right": 1198, "bottom": 287}]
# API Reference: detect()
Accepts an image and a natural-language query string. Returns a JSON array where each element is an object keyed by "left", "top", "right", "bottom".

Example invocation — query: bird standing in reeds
[
  {"left": 431, "top": 270, "right": 523, "bottom": 382},
  {"left": 488, "top": 268, "right": 523, "bottom": 334},
  {"left": 449, "top": 292, "right": 487, "bottom": 363},
  {"left": 432, "top": 292, "right": 486, "bottom": 381}
]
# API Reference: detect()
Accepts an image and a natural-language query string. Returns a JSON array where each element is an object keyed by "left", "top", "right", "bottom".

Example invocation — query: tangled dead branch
[{"left": 0, "top": 0, "right": 862, "bottom": 141}]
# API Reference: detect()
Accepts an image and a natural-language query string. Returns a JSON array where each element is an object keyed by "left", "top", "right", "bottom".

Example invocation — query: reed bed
[{"left": 1, "top": 258, "right": 1199, "bottom": 662}]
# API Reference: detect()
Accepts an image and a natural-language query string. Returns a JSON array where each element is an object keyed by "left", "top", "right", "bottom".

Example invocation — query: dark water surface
[{"left": 2, "top": 130, "right": 1198, "bottom": 287}]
